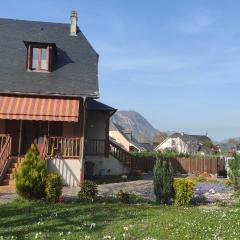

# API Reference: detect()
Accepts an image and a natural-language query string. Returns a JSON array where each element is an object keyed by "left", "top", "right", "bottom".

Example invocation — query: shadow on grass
[{"left": 0, "top": 200, "right": 149, "bottom": 238}]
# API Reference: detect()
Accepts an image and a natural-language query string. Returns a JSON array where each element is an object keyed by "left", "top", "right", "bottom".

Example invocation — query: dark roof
[
  {"left": 0, "top": 18, "right": 99, "bottom": 97},
  {"left": 169, "top": 133, "right": 211, "bottom": 144},
  {"left": 140, "top": 143, "right": 155, "bottom": 152},
  {"left": 86, "top": 99, "right": 117, "bottom": 115}
]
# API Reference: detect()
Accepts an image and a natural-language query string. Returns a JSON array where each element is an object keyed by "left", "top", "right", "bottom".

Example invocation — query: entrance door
[{"left": 22, "top": 121, "right": 48, "bottom": 153}]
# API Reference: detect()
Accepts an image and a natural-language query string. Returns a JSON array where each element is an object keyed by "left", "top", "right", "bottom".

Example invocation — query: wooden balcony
[
  {"left": 85, "top": 139, "right": 108, "bottom": 157},
  {"left": 41, "top": 136, "right": 83, "bottom": 159},
  {"left": 35, "top": 137, "right": 109, "bottom": 159}
]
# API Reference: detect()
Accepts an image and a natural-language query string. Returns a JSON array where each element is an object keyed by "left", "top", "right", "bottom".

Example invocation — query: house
[
  {"left": 154, "top": 132, "right": 213, "bottom": 154},
  {"left": 109, "top": 122, "right": 149, "bottom": 152},
  {"left": 0, "top": 12, "right": 132, "bottom": 187}
]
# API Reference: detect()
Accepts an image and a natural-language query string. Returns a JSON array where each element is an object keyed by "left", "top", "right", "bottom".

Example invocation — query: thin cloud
[{"left": 175, "top": 10, "right": 218, "bottom": 35}]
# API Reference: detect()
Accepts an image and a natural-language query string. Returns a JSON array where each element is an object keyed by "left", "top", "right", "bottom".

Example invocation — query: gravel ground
[
  {"left": 0, "top": 180, "right": 235, "bottom": 205},
  {"left": 98, "top": 180, "right": 155, "bottom": 199}
]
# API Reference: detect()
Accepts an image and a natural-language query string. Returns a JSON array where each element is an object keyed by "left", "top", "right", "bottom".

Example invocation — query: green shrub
[
  {"left": 16, "top": 144, "right": 47, "bottom": 200},
  {"left": 78, "top": 180, "right": 98, "bottom": 203},
  {"left": 173, "top": 178, "right": 195, "bottom": 206},
  {"left": 45, "top": 173, "right": 63, "bottom": 202},
  {"left": 153, "top": 159, "right": 174, "bottom": 204},
  {"left": 117, "top": 190, "right": 130, "bottom": 203},
  {"left": 228, "top": 154, "right": 240, "bottom": 190}
]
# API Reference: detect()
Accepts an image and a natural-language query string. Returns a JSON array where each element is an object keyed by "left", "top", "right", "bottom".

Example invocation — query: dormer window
[
  {"left": 32, "top": 47, "right": 48, "bottom": 70},
  {"left": 24, "top": 41, "right": 55, "bottom": 72}
]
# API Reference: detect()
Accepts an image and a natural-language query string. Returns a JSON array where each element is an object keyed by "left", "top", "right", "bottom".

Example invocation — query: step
[
  {"left": 1, "top": 179, "right": 15, "bottom": 186},
  {"left": 11, "top": 162, "right": 19, "bottom": 169},
  {"left": 4, "top": 173, "right": 14, "bottom": 180},
  {"left": 7, "top": 168, "right": 17, "bottom": 174},
  {"left": 11, "top": 158, "right": 23, "bottom": 164}
]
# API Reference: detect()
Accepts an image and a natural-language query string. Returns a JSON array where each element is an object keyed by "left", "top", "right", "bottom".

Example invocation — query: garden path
[
  {"left": 62, "top": 180, "right": 155, "bottom": 200},
  {"left": 0, "top": 186, "right": 17, "bottom": 204},
  {"left": 98, "top": 180, "right": 155, "bottom": 199}
]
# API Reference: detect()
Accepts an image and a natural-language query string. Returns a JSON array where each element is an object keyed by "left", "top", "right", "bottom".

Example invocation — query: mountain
[{"left": 111, "top": 111, "right": 159, "bottom": 143}]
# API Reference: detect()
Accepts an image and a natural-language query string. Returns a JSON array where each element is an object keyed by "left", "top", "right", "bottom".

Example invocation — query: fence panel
[{"left": 130, "top": 156, "right": 225, "bottom": 175}]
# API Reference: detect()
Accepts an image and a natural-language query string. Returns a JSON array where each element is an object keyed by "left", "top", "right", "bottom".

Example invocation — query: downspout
[{"left": 80, "top": 97, "right": 87, "bottom": 184}]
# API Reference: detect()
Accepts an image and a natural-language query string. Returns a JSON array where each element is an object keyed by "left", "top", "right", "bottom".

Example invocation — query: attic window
[
  {"left": 32, "top": 47, "right": 48, "bottom": 70},
  {"left": 24, "top": 41, "right": 55, "bottom": 72}
]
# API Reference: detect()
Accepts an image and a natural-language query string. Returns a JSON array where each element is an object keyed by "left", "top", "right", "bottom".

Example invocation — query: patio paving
[{"left": 0, "top": 186, "right": 17, "bottom": 204}]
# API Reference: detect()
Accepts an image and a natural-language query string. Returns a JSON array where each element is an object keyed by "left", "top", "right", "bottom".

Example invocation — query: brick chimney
[{"left": 70, "top": 10, "right": 78, "bottom": 36}]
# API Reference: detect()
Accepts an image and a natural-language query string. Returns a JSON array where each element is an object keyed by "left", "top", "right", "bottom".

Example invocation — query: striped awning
[{"left": 0, "top": 96, "right": 80, "bottom": 122}]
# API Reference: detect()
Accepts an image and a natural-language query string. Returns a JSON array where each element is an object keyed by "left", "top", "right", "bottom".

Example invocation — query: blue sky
[{"left": 1, "top": 1, "right": 240, "bottom": 141}]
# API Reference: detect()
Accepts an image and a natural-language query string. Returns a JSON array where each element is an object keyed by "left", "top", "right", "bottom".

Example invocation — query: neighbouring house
[
  {"left": 154, "top": 132, "right": 214, "bottom": 155},
  {"left": 0, "top": 12, "right": 131, "bottom": 187},
  {"left": 109, "top": 122, "right": 150, "bottom": 152}
]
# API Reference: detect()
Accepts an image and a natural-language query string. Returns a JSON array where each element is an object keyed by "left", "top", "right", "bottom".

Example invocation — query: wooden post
[
  {"left": 105, "top": 115, "right": 110, "bottom": 158},
  {"left": 47, "top": 122, "right": 50, "bottom": 136},
  {"left": 80, "top": 98, "right": 87, "bottom": 184},
  {"left": 18, "top": 120, "right": 23, "bottom": 156}
]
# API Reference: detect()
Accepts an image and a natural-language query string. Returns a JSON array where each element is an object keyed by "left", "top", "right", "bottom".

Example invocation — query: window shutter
[
  {"left": 27, "top": 45, "right": 33, "bottom": 69},
  {"left": 48, "top": 46, "right": 53, "bottom": 72}
]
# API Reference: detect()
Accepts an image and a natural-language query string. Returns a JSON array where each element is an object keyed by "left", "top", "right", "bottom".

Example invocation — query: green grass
[{"left": 1, "top": 200, "right": 240, "bottom": 240}]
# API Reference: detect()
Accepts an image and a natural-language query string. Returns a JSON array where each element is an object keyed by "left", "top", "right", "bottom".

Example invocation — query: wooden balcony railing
[
  {"left": 39, "top": 136, "right": 48, "bottom": 160},
  {"left": 47, "top": 136, "right": 82, "bottom": 159},
  {"left": 85, "top": 139, "right": 108, "bottom": 156},
  {"left": 0, "top": 135, "right": 8, "bottom": 152},
  {"left": 0, "top": 135, "right": 12, "bottom": 174}
]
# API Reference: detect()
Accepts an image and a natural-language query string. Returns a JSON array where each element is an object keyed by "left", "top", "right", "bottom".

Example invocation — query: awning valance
[{"left": 0, "top": 96, "right": 80, "bottom": 122}]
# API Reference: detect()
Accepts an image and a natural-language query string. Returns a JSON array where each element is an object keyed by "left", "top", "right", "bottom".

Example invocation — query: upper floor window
[
  {"left": 32, "top": 47, "right": 48, "bottom": 70},
  {"left": 24, "top": 41, "right": 55, "bottom": 72}
]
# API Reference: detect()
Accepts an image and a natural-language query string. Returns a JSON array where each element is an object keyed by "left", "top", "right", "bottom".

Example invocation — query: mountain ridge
[{"left": 111, "top": 110, "right": 159, "bottom": 143}]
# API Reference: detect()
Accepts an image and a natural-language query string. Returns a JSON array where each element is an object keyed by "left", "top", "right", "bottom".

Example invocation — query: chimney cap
[
  {"left": 70, "top": 10, "right": 78, "bottom": 36},
  {"left": 71, "top": 10, "right": 78, "bottom": 18}
]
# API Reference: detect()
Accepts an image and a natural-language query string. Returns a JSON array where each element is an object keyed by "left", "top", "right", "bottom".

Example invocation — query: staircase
[
  {"left": 0, "top": 156, "right": 23, "bottom": 189},
  {"left": 109, "top": 140, "right": 137, "bottom": 170}
]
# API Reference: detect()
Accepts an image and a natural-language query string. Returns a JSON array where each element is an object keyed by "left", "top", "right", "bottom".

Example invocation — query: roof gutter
[{"left": 0, "top": 91, "right": 99, "bottom": 99}]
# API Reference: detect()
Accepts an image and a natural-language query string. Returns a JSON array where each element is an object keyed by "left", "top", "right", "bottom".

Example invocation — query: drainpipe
[{"left": 80, "top": 97, "right": 87, "bottom": 184}]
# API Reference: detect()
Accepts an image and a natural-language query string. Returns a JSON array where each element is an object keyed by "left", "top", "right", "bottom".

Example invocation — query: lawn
[{"left": 1, "top": 200, "right": 240, "bottom": 240}]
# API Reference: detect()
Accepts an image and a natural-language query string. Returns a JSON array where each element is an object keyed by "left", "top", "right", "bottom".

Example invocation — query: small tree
[
  {"left": 16, "top": 144, "right": 47, "bottom": 200},
  {"left": 228, "top": 154, "right": 240, "bottom": 190},
  {"left": 153, "top": 158, "right": 174, "bottom": 204},
  {"left": 45, "top": 173, "right": 63, "bottom": 202}
]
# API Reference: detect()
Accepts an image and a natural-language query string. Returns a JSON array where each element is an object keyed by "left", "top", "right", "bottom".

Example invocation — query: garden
[{"left": 1, "top": 145, "right": 240, "bottom": 239}]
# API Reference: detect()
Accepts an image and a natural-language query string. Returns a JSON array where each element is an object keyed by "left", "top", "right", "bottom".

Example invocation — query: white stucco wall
[
  {"left": 155, "top": 137, "right": 188, "bottom": 153},
  {"left": 85, "top": 155, "right": 130, "bottom": 176},
  {"left": 47, "top": 158, "right": 82, "bottom": 186}
]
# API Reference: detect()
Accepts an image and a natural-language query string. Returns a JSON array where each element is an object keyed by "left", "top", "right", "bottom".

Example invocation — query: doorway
[{"left": 22, "top": 121, "right": 48, "bottom": 153}]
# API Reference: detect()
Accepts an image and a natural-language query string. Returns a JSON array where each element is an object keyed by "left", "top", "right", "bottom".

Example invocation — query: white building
[{"left": 154, "top": 133, "right": 212, "bottom": 154}]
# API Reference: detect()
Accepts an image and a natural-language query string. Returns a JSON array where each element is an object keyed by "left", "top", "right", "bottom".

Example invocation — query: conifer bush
[
  {"left": 45, "top": 173, "right": 63, "bottom": 202},
  {"left": 153, "top": 158, "right": 174, "bottom": 204},
  {"left": 173, "top": 178, "right": 195, "bottom": 206},
  {"left": 228, "top": 154, "right": 240, "bottom": 190},
  {"left": 16, "top": 144, "right": 47, "bottom": 200},
  {"left": 78, "top": 180, "right": 98, "bottom": 203}
]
